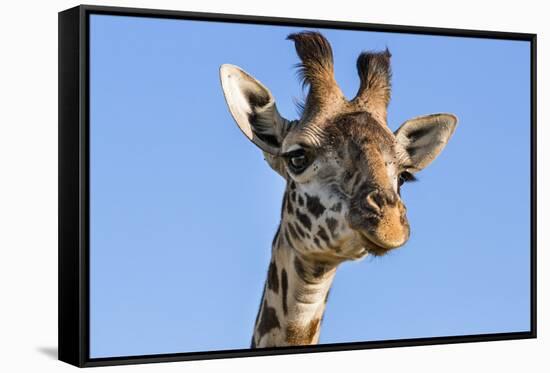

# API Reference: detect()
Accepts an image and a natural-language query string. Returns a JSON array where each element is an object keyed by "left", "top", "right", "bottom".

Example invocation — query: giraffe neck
[{"left": 251, "top": 224, "right": 338, "bottom": 348}]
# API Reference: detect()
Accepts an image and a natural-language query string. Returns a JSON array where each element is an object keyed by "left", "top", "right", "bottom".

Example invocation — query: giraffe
[{"left": 219, "top": 31, "right": 457, "bottom": 348}]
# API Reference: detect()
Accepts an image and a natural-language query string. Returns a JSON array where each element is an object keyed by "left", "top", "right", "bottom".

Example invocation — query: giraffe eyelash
[{"left": 399, "top": 171, "right": 417, "bottom": 183}]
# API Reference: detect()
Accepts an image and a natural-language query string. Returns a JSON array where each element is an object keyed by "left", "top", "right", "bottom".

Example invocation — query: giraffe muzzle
[{"left": 349, "top": 188, "right": 410, "bottom": 254}]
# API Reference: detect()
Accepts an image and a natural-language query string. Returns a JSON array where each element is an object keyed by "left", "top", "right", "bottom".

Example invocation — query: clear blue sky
[{"left": 89, "top": 14, "right": 531, "bottom": 358}]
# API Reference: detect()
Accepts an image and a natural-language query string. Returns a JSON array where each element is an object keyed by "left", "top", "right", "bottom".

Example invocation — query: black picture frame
[{"left": 58, "top": 4, "right": 537, "bottom": 368}]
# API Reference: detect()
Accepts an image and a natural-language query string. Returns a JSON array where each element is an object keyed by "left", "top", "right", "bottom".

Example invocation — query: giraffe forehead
[
  {"left": 281, "top": 124, "right": 326, "bottom": 152},
  {"left": 282, "top": 111, "right": 397, "bottom": 155}
]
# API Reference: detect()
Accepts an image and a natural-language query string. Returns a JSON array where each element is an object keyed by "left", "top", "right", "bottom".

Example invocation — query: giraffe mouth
[{"left": 358, "top": 232, "right": 394, "bottom": 256}]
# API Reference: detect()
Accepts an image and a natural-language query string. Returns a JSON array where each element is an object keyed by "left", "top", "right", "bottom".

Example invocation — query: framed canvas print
[{"left": 58, "top": 4, "right": 537, "bottom": 367}]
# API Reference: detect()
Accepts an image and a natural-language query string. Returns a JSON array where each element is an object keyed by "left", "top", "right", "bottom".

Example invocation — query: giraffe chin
[{"left": 358, "top": 232, "right": 401, "bottom": 257}]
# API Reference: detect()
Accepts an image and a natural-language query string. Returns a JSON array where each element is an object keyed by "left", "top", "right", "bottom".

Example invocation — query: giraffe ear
[
  {"left": 395, "top": 113, "right": 458, "bottom": 172},
  {"left": 220, "top": 64, "right": 290, "bottom": 155}
]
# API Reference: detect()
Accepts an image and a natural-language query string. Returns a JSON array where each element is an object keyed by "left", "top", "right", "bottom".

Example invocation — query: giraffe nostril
[
  {"left": 363, "top": 190, "right": 384, "bottom": 214},
  {"left": 363, "top": 189, "right": 398, "bottom": 214}
]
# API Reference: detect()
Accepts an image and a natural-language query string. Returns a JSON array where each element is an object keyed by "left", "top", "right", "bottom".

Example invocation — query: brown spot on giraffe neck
[
  {"left": 325, "top": 217, "right": 338, "bottom": 238},
  {"left": 286, "top": 318, "right": 321, "bottom": 345},
  {"left": 317, "top": 226, "right": 330, "bottom": 245},
  {"left": 305, "top": 193, "right": 326, "bottom": 218},
  {"left": 281, "top": 268, "right": 288, "bottom": 315},
  {"left": 313, "top": 237, "right": 321, "bottom": 247},
  {"left": 267, "top": 261, "right": 279, "bottom": 294},
  {"left": 257, "top": 300, "right": 281, "bottom": 338},
  {"left": 296, "top": 209, "right": 312, "bottom": 231}
]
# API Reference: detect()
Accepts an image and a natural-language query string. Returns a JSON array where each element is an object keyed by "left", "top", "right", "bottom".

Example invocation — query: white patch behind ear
[
  {"left": 220, "top": 64, "right": 288, "bottom": 155},
  {"left": 395, "top": 113, "right": 458, "bottom": 172}
]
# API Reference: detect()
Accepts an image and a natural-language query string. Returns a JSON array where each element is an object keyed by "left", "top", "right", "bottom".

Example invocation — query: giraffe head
[{"left": 220, "top": 32, "right": 457, "bottom": 261}]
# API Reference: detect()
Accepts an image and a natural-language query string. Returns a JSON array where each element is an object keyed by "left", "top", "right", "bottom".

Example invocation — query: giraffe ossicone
[{"left": 220, "top": 31, "right": 458, "bottom": 348}]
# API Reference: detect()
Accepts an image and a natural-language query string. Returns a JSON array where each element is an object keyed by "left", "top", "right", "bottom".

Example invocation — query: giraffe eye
[
  {"left": 290, "top": 154, "right": 307, "bottom": 168},
  {"left": 285, "top": 149, "right": 311, "bottom": 174},
  {"left": 398, "top": 171, "right": 416, "bottom": 187}
]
